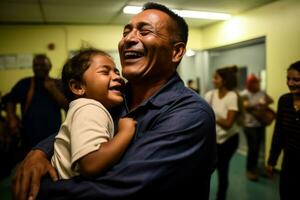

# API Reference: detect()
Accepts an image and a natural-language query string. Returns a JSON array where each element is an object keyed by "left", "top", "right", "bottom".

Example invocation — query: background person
[
  {"left": 0, "top": 92, "right": 18, "bottom": 179},
  {"left": 266, "top": 60, "right": 300, "bottom": 200},
  {"left": 6, "top": 54, "right": 68, "bottom": 161},
  {"left": 240, "top": 74, "right": 273, "bottom": 181},
  {"left": 187, "top": 79, "right": 199, "bottom": 93},
  {"left": 205, "top": 65, "right": 240, "bottom": 200}
]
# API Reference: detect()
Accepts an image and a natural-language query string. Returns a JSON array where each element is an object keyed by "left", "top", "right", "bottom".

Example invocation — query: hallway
[{"left": 210, "top": 152, "right": 280, "bottom": 200}]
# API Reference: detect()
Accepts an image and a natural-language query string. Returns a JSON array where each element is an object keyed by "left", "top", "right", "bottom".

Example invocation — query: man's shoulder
[
  {"left": 11, "top": 77, "right": 31, "bottom": 92},
  {"left": 172, "top": 87, "right": 214, "bottom": 118},
  {"left": 15, "top": 77, "right": 31, "bottom": 85}
]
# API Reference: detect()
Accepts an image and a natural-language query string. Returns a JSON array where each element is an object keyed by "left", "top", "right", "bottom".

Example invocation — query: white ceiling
[{"left": 0, "top": 0, "right": 278, "bottom": 28}]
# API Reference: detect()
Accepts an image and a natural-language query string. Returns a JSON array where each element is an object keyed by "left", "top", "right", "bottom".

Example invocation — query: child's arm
[{"left": 77, "top": 117, "right": 136, "bottom": 178}]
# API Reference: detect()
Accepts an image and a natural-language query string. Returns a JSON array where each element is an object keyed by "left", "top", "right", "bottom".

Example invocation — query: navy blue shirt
[{"left": 37, "top": 73, "right": 217, "bottom": 199}]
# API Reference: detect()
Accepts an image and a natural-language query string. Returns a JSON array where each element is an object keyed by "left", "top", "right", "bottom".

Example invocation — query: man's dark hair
[
  {"left": 143, "top": 2, "right": 189, "bottom": 44},
  {"left": 288, "top": 60, "right": 300, "bottom": 72},
  {"left": 33, "top": 54, "right": 52, "bottom": 67}
]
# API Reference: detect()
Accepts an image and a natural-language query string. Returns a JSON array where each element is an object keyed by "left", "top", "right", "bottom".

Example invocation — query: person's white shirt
[{"left": 205, "top": 89, "right": 239, "bottom": 144}]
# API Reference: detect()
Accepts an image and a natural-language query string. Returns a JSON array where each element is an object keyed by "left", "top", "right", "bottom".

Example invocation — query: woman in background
[
  {"left": 205, "top": 66, "right": 240, "bottom": 200},
  {"left": 266, "top": 60, "right": 300, "bottom": 200}
]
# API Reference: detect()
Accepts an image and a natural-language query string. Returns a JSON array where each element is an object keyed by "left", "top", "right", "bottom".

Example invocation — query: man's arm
[
  {"left": 44, "top": 78, "right": 68, "bottom": 111},
  {"left": 36, "top": 98, "right": 217, "bottom": 199},
  {"left": 6, "top": 101, "right": 21, "bottom": 135},
  {"left": 12, "top": 134, "right": 57, "bottom": 200},
  {"left": 266, "top": 96, "right": 284, "bottom": 178},
  {"left": 267, "top": 96, "right": 285, "bottom": 166}
]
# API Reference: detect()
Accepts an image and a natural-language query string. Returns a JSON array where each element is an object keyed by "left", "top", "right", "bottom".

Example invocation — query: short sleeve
[
  {"left": 70, "top": 103, "right": 114, "bottom": 168},
  {"left": 226, "top": 91, "right": 238, "bottom": 111}
]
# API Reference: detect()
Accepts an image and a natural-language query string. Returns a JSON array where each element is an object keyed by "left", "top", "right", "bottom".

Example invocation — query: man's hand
[
  {"left": 43, "top": 77, "right": 56, "bottom": 92},
  {"left": 43, "top": 77, "right": 69, "bottom": 111},
  {"left": 12, "top": 150, "right": 58, "bottom": 200}
]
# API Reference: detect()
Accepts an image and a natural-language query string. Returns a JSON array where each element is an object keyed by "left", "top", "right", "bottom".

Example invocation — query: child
[{"left": 51, "top": 48, "right": 136, "bottom": 179}]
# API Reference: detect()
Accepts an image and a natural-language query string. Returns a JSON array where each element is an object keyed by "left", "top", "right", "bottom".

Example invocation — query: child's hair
[
  {"left": 62, "top": 48, "right": 113, "bottom": 102},
  {"left": 216, "top": 65, "right": 238, "bottom": 90}
]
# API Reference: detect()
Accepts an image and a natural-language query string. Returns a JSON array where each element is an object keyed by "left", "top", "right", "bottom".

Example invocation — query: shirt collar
[{"left": 123, "top": 72, "right": 184, "bottom": 110}]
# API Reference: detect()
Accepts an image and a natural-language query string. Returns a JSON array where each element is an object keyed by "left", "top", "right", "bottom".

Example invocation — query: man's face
[
  {"left": 118, "top": 9, "right": 178, "bottom": 83},
  {"left": 33, "top": 57, "right": 51, "bottom": 79}
]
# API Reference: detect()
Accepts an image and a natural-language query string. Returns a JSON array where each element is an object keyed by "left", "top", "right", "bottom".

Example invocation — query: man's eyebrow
[
  {"left": 123, "top": 24, "right": 132, "bottom": 30},
  {"left": 123, "top": 22, "right": 152, "bottom": 30}
]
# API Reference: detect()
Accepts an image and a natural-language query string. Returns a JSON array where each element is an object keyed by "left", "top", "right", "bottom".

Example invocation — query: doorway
[{"left": 205, "top": 37, "right": 266, "bottom": 155}]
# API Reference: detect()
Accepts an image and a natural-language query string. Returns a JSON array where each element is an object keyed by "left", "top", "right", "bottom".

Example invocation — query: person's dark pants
[
  {"left": 243, "top": 126, "right": 265, "bottom": 171},
  {"left": 216, "top": 134, "right": 239, "bottom": 200},
  {"left": 280, "top": 151, "right": 300, "bottom": 200}
]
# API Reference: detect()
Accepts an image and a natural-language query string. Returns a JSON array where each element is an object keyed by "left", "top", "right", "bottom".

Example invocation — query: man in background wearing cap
[{"left": 240, "top": 74, "right": 273, "bottom": 181}]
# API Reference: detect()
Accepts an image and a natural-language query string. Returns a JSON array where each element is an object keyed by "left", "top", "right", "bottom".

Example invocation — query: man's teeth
[{"left": 124, "top": 52, "right": 143, "bottom": 57}]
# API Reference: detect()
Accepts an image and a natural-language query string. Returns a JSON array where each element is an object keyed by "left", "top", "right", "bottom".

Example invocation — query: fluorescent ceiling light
[
  {"left": 123, "top": 6, "right": 231, "bottom": 20},
  {"left": 173, "top": 9, "right": 231, "bottom": 20},
  {"left": 123, "top": 6, "right": 142, "bottom": 14},
  {"left": 186, "top": 49, "right": 195, "bottom": 57}
]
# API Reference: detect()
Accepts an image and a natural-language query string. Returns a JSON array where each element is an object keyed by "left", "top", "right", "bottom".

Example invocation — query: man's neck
[{"left": 128, "top": 79, "right": 167, "bottom": 110}]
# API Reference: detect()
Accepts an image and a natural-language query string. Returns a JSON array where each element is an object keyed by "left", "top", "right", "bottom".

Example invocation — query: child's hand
[
  {"left": 265, "top": 165, "right": 274, "bottom": 179},
  {"left": 118, "top": 118, "right": 137, "bottom": 135}
]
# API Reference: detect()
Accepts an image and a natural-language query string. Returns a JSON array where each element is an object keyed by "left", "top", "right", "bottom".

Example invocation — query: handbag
[{"left": 250, "top": 106, "right": 276, "bottom": 126}]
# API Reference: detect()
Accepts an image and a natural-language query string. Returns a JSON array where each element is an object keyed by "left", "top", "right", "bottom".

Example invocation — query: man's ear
[
  {"left": 69, "top": 79, "right": 85, "bottom": 96},
  {"left": 172, "top": 42, "right": 186, "bottom": 63}
]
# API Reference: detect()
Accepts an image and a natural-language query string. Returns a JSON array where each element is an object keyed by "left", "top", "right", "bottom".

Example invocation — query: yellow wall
[
  {"left": 202, "top": 0, "right": 300, "bottom": 99},
  {"left": 201, "top": 0, "right": 300, "bottom": 168},
  {"left": 0, "top": 24, "right": 202, "bottom": 94},
  {"left": 0, "top": 26, "right": 66, "bottom": 93}
]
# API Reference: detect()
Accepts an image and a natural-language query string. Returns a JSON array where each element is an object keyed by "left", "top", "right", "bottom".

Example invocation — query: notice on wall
[
  {"left": 0, "top": 53, "right": 33, "bottom": 69},
  {"left": 17, "top": 54, "right": 33, "bottom": 68}
]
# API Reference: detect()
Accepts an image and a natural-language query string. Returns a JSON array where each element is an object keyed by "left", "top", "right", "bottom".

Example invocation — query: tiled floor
[
  {"left": 0, "top": 174, "right": 11, "bottom": 200},
  {"left": 0, "top": 153, "right": 280, "bottom": 200},
  {"left": 209, "top": 152, "right": 280, "bottom": 200}
]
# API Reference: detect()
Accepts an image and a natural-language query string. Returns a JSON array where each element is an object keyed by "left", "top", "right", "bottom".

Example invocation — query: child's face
[{"left": 82, "top": 54, "right": 124, "bottom": 109}]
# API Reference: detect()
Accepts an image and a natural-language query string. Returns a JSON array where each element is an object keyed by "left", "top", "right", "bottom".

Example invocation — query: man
[
  {"left": 12, "top": 3, "right": 217, "bottom": 199},
  {"left": 187, "top": 79, "right": 199, "bottom": 93},
  {"left": 6, "top": 54, "right": 68, "bottom": 160}
]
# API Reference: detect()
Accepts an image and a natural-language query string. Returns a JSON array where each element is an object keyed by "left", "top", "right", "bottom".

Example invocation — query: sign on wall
[{"left": 0, "top": 54, "right": 33, "bottom": 69}]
